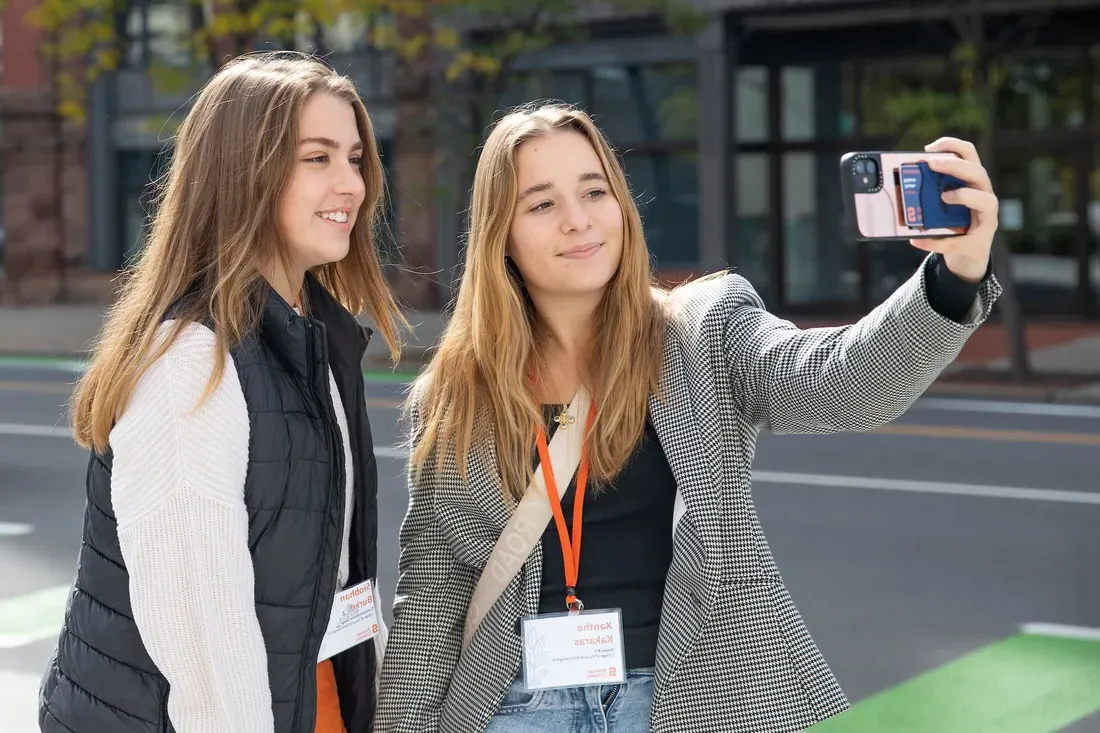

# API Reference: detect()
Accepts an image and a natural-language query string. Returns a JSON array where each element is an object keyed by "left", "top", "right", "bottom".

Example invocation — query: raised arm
[{"left": 725, "top": 138, "right": 1001, "bottom": 435}]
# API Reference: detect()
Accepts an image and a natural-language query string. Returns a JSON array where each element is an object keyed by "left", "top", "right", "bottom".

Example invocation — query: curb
[{"left": 925, "top": 381, "right": 1100, "bottom": 406}]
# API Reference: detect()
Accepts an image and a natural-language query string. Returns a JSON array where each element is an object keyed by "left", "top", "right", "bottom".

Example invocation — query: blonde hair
[
  {"left": 72, "top": 51, "right": 406, "bottom": 453},
  {"left": 408, "top": 102, "right": 669, "bottom": 502}
]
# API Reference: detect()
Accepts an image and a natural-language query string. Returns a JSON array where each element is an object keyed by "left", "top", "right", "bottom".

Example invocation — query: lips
[{"left": 558, "top": 242, "right": 603, "bottom": 258}]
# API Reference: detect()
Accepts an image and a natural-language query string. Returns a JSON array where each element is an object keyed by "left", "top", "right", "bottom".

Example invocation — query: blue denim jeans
[{"left": 482, "top": 667, "right": 654, "bottom": 733}]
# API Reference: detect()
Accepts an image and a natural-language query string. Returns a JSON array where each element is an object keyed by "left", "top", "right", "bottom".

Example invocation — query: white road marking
[
  {"left": 0, "top": 423, "right": 71, "bottom": 439},
  {"left": 4, "top": 427, "right": 1096, "bottom": 506},
  {"left": 1020, "top": 623, "right": 1100, "bottom": 642},
  {"left": 752, "top": 470, "right": 1100, "bottom": 505},
  {"left": 0, "top": 523, "right": 33, "bottom": 537}
]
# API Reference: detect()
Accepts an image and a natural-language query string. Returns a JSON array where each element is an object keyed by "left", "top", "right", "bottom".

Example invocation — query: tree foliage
[{"left": 21, "top": 0, "right": 702, "bottom": 124}]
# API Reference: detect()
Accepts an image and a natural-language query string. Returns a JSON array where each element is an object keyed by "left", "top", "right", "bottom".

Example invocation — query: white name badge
[
  {"left": 520, "top": 609, "right": 626, "bottom": 691},
  {"left": 317, "top": 579, "right": 380, "bottom": 662}
]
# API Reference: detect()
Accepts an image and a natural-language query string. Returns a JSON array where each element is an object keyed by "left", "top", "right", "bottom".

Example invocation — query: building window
[
  {"left": 589, "top": 62, "right": 696, "bottom": 145},
  {"left": 734, "top": 153, "right": 772, "bottom": 304},
  {"left": 498, "top": 71, "right": 587, "bottom": 112},
  {"left": 735, "top": 66, "right": 768, "bottom": 143},
  {"left": 781, "top": 63, "right": 857, "bottom": 141},
  {"left": 998, "top": 150, "right": 1081, "bottom": 312},
  {"left": 782, "top": 151, "right": 857, "bottom": 304},
  {"left": 296, "top": 11, "right": 374, "bottom": 55},
  {"left": 117, "top": 149, "right": 170, "bottom": 263},
  {"left": 376, "top": 137, "right": 400, "bottom": 265},
  {"left": 859, "top": 57, "right": 951, "bottom": 141},
  {"left": 1091, "top": 146, "right": 1100, "bottom": 312},
  {"left": 124, "top": 0, "right": 193, "bottom": 69},
  {"left": 624, "top": 151, "right": 698, "bottom": 266},
  {"left": 996, "top": 50, "right": 1085, "bottom": 131}
]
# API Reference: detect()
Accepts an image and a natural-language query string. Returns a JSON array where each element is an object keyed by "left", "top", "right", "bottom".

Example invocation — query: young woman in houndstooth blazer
[{"left": 375, "top": 103, "right": 1001, "bottom": 733}]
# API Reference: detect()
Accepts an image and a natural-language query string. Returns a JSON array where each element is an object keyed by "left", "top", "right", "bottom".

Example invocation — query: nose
[
  {"left": 334, "top": 158, "right": 366, "bottom": 199},
  {"left": 559, "top": 197, "right": 592, "bottom": 234}
]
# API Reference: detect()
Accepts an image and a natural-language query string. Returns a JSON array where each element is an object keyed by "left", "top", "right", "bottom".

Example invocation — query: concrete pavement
[{"left": 2, "top": 364, "right": 1099, "bottom": 731}]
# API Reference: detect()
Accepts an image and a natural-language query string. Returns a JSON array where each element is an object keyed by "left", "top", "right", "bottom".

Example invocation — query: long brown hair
[
  {"left": 408, "top": 103, "right": 669, "bottom": 503},
  {"left": 72, "top": 51, "right": 406, "bottom": 453}
]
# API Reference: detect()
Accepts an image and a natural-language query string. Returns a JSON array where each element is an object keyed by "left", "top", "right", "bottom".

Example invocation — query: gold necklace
[{"left": 552, "top": 405, "right": 576, "bottom": 430}]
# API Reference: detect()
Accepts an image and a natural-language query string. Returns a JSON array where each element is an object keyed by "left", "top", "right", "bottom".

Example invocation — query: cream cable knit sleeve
[{"left": 109, "top": 322, "right": 271, "bottom": 733}]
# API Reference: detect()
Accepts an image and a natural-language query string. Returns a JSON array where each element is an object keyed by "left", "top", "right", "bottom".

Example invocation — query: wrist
[{"left": 942, "top": 252, "right": 989, "bottom": 283}]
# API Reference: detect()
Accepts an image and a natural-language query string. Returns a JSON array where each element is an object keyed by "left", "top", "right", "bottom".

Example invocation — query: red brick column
[{"left": 0, "top": 0, "right": 88, "bottom": 304}]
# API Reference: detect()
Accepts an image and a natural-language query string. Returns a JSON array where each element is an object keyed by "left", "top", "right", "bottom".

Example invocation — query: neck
[
  {"left": 267, "top": 260, "right": 305, "bottom": 311},
  {"left": 529, "top": 288, "right": 602, "bottom": 399}
]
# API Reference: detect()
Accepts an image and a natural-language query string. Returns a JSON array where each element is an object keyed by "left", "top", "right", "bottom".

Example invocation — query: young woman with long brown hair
[
  {"left": 375, "top": 102, "right": 1000, "bottom": 733},
  {"left": 39, "top": 51, "right": 404, "bottom": 733}
]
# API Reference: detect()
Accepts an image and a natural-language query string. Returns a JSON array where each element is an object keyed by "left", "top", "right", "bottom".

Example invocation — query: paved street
[{"left": 2, "top": 362, "right": 1099, "bottom": 732}]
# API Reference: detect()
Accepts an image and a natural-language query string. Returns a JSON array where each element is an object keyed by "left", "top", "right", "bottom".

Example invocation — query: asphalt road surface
[{"left": 2, "top": 361, "right": 1098, "bottom": 732}]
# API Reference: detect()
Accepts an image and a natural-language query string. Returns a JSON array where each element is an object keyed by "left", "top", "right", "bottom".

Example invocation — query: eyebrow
[
  {"left": 518, "top": 171, "right": 607, "bottom": 200},
  {"left": 299, "top": 136, "right": 364, "bottom": 152}
]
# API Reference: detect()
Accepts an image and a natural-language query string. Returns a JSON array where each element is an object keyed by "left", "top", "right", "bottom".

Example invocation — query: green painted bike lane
[
  {"left": 809, "top": 626, "right": 1100, "bottom": 733},
  {"left": 1, "top": 581, "right": 1098, "bottom": 731}
]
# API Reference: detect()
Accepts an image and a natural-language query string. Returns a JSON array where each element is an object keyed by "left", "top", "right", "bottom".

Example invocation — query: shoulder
[
  {"left": 110, "top": 320, "right": 250, "bottom": 526},
  {"left": 663, "top": 271, "right": 767, "bottom": 338},
  {"left": 150, "top": 319, "right": 221, "bottom": 362},
  {"left": 121, "top": 320, "right": 245, "bottom": 426}
]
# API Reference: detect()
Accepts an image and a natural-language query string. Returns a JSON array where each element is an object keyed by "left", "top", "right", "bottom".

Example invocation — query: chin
[
  {"left": 558, "top": 277, "right": 615, "bottom": 299},
  {"left": 312, "top": 242, "right": 352, "bottom": 268}
]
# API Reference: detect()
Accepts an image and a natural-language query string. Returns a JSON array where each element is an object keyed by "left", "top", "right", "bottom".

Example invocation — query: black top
[
  {"left": 535, "top": 408, "right": 676, "bottom": 671},
  {"left": 533, "top": 254, "right": 984, "bottom": 671}
]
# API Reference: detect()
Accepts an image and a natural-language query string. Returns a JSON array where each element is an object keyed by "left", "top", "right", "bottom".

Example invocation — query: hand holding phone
[
  {"left": 840, "top": 138, "right": 1000, "bottom": 283},
  {"left": 840, "top": 151, "right": 971, "bottom": 241}
]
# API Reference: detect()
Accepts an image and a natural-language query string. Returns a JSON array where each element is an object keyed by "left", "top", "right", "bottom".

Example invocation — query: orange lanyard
[{"left": 535, "top": 400, "right": 597, "bottom": 611}]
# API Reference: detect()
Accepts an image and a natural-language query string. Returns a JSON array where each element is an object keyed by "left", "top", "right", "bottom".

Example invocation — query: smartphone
[{"left": 839, "top": 151, "right": 972, "bottom": 241}]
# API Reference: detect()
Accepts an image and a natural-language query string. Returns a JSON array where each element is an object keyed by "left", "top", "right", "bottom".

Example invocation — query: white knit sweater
[{"left": 109, "top": 321, "right": 357, "bottom": 733}]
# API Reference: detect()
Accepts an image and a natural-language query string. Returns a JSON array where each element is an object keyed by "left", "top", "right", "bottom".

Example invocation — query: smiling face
[
  {"left": 506, "top": 129, "right": 624, "bottom": 303},
  {"left": 277, "top": 91, "right": 367, "bottom": 273}
]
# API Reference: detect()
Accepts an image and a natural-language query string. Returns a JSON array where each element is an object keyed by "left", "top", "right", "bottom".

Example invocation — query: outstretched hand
[{"left": 908, "top": 137, "right": 999, "bottom": 283}]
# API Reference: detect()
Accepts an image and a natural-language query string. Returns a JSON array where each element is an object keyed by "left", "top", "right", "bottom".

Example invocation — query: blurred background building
[{"left": 2, "top": 0, "right": 1099, "bottom": 321}]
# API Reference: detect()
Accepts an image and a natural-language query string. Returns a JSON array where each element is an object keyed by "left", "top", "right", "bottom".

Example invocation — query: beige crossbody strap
[{"left": 462, "top": 386, "right": 592, "bottom": 651}]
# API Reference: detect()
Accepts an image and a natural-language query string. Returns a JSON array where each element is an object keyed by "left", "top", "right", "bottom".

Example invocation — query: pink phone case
[{"left": 841, "top": 151, "right": 970, "bottom": 240}]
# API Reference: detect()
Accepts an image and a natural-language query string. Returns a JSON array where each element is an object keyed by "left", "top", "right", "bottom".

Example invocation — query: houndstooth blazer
[{"left": 375, "top": 256, "right": 1001, "bottom": 733}]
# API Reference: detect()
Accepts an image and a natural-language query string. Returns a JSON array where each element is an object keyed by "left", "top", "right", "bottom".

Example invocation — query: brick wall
[{"left": 0, "top": 0, "right": 91, "bottom": 304}]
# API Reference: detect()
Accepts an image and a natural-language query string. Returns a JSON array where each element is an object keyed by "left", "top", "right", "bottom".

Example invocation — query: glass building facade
[{"left": 90, "top": 1, "right": 1100, "bottom": 319}]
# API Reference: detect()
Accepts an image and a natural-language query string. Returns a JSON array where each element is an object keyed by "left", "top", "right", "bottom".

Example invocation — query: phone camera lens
[
  {"left": 854, "top": 160, "right": 866, "bottom": 175},
  {"left": 864, "top": 159, "right": 877, "bottom": 177}
]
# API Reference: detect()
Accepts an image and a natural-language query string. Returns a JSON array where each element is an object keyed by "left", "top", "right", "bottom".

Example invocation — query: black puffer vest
[{"left": 39, "top": 275, "right": 380, "bottom": 732}]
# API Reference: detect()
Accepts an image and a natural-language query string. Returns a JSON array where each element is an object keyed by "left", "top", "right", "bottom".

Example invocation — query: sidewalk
[{"left": 2, "top": 305, "right": 1098, "bottom": 403}]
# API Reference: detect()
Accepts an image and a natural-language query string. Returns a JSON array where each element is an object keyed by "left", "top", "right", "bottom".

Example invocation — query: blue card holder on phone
[{"left": 898, "top": 161, "right": 970, "bottom": 231}]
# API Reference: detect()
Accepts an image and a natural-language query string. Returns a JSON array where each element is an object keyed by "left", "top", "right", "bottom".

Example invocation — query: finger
[
  {"left": 909, "top": 238, "right": 948, "bottom": 254},
  {"left": 926, "top": 156, "right": 993, "bottom": 192},
  {"left": 925, "top": 137, "right": 980, "bottom": 165},
  {"left": 942, "top": 187, "right": 998, "bottom": 216}
]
